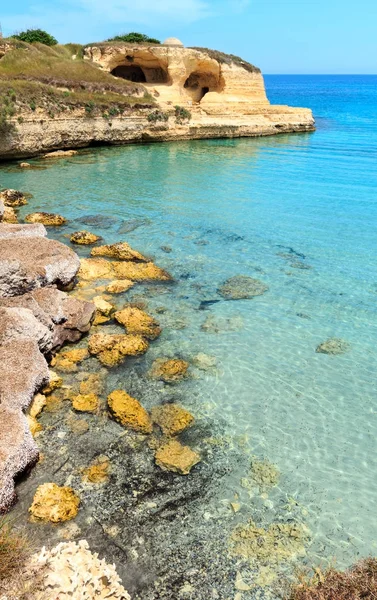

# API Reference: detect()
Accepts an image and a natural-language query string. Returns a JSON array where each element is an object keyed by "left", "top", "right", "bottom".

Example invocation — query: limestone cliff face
[
  {"left": 83, "top": 44, "right": 271, "bottom": 116},
  {"left": 0, "top": 42, "right": 314, "bottom": 160}
]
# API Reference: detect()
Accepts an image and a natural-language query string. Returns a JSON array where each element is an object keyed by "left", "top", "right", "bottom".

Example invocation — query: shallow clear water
[{"left": 2, "top": 75, "right": 377, "bottom": 571}]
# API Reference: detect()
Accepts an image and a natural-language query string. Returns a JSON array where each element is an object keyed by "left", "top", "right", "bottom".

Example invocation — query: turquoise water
[{"left": 2, "top": 75, "right": 377, "bottom": 574}]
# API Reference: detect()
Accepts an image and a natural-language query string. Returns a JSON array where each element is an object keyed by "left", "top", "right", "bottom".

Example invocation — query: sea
[{"left": 1, "top": 74, "right": 377, "bottom": 594}]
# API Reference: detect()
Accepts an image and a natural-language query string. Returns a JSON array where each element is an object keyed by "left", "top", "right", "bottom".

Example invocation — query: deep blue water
[{"left": 2, "top": 75, "right": 377, "bottom": 581}]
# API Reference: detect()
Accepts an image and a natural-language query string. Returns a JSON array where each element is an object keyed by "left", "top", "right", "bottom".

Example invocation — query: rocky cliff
[{"left": 0, "top": 39, "right": 314, "bottom": 160}]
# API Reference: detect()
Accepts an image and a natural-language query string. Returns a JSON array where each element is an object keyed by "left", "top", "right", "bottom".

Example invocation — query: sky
[{"left": 1, "top": 0, "right": 376, "bottom": 74}]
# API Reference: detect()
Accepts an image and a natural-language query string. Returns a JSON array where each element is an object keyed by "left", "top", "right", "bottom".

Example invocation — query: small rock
[
  {"left": 316, "top": 338, "right": 350, "bottom": 355},
  {"left": 114, "top": 306, "right": 161, "bottom": 340},
  {"left": 70, "top": 230, "right": 102, "bottom": 245},
  {"left": 155, "top": 440, "right": 200, "bottom": 475},
  {"left": 108, "top": 390, "right": 152, "bottom": 434},
  {"left": 161, "top": 245, "right": 172, "bottom": 253},
  {"left": 78, "top": 258, "right": 115, "bottom": 281},
  {"left": 29, "top": 393, "right": 47, "bottom": 418},
  {"left": 113, "top": 261, "right": 172, "bottom": 282},
  {"left": 218, "top": 275, "right": 269, "bottom": 300},
  {"left": 72, "top": 393, "right": 99, "bottom": 413},
  {"left": 91, "top": 242, "right": 147, "bottom": 262},
  {"left": 193, "top": 353, "right": 217, "bottom": 370},
  {"left": 106, "top": 279, "right": 135, "bottom": 294},
  {"left": 82, "top": 455, "right": 110, "bottom": 484},
  {"left": 93, "top": 295, "right": 113, "bottom": 316},
  {"left": 0, "top": 189, "right": 28, "bottom": 207},
  {"left": 149, "top": 358, "right": 189, "bottom": 383},
  {"left": 88, "top": 332, "right": 149, "bottom": 367},
  {"left": 151, "top": 404, "right": 194, "bottom": 436},
  {"left": 43, "top": 370, "right": 63, "bottom": 395},
  {"left": 25, "top": 212, "right": 67, "bottom": 226},
  {"left": 79, "top": 373, "right": 104, "bottom": 395},
  {"left": 3, "top": 206, "right": 18, "bottom": 223},
  {"left": 29, "top": 483, "right": 80, "bottom": 523},
  {"left": 19, "top": 162, "right": 31, "bottom": 168},
  {"left": 43, "top": 150, "right": 78, "bottom": 158}
]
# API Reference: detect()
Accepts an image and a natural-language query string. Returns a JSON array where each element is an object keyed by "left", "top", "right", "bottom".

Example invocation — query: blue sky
[{"left": 1, "top": 0, "right": 376, "bottom": 74}]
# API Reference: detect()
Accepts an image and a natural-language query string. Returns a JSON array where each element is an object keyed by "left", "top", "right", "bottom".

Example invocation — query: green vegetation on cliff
[
  {"left": 106, "top": 32, "right": 160, "bottom": 44},
  {"left": 12, "top": 28, "right": 58, "bottom": 47},
  {"left": 0, "top": 40, "right": 154, "bottom": 128}
]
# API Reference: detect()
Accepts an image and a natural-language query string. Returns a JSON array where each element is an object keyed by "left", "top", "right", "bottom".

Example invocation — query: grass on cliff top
[
  {"left": 0, "top": 40, "right": 152, "bottom": 100},
  {"left": 189, "top": 47, "right": 261, "bottom": 74},
  {"left": 0, "top": 517, "right": 31, "bottom": 581},
  {"left": 288, "top": 558, "right": 377, "bottom": 600}
]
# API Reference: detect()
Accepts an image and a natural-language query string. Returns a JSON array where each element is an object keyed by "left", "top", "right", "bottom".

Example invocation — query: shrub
[
  {"left": 289, "top": 558, "right": 377, "bottom": 600},
  {"left": 0, "top": 89, "right": 17, "bottom": 132},
  {"left": 147, "top": 109, "right": 169, "bottom": 123},
  {"left": 13, "top": 28, "right": 58, "bottom": 46},
  {"left": 0, "top": 518, "right": 30, "bottom": 581},
  {"left": 107, "top": 32, "right": 160, "bottom": 44},
  {"left": 174, "top": 105, "right": 191, "bottom": 124},
  {"left": 85, "top": 100, "right": 95, "bottom": 115}
]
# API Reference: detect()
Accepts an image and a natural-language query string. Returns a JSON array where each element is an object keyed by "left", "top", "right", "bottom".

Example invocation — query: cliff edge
[{"left": 0, "top": 39, "right": 314, "bottom": 160}]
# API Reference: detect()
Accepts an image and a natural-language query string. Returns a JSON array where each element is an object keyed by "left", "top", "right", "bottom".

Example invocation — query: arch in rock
[{"left": 184, "top": 71, "right": 221, "bottom": 103}]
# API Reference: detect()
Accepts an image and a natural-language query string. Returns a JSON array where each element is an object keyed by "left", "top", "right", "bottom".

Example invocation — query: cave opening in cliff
[
  {"left": 111, "top": 65, "right": 146, "bottom": 83},
  {"left": 184, "top": 72, "right": 219, "bottom": 103},
  {"left": 111, "top": 63, "right": 169, "bottom": 84}
]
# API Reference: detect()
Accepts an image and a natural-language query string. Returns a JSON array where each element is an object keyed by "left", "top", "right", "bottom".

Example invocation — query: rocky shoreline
[{"left": 0, "top": 197, "right": 95, "bottom": 510}]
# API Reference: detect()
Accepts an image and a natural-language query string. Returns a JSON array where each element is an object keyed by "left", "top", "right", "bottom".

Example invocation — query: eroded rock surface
[
  {"left": 115, "top": 306, "right": 161, "bottom": 340},
  {"left": 0, "top": 236, "right": 80, "bottom": 297},
  {"left": 29, "top": 482, "right": 80, "bottom": 523},
  {"left": 25, "top": 212, "right": 67, "bottom": 226},
  {"left": 91, "top": 241, "right": 147, "bottom": 262},
  {"left": 70, "top": 230, "right": 102, "bottom": 245}
]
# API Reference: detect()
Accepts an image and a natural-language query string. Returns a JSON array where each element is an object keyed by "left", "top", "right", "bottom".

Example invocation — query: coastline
[{"left": 0, "top": 107, "right": 314, "bottom": 161}]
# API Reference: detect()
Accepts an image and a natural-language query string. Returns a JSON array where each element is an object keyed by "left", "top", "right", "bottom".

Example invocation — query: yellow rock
[
  {"left": 0, "top": 189, "right": 28, "bottom": 207},
  {"left": 149, "top": 358, "right": 189, "bottom": 383},
  {"left": 151, "top": 404, "right": 194, "bottom": 436},
  {"left": 29, "top": 393, "right": 47, "bottom": 418},
  {"left": 79, "top": 373, "right": 104, "bottom": 395},
  {"left": 155, "top": 440, "right": 200, "bottom": 475},
  {"left": 115, "top": 306, "right": 161, "bottom": 340},
  {"left": 29, "top": 483, "right": 80, "bottom": 523},
  {"left": 93, "top": 295, "right": 113, "bottom": 316},
  {"left": 92, "top": 313, "right": 111, "bottom": 326},
  {"left": 44, "top": 394, "right": 63, "bottom": 413},
  {"left": 106, "top": 279, "right": 135, "bottom": 294},
  {"left": 66, "top": 413, "right": 90, "bottom": 434},
  {"left": 72, "top": 393, "right": 99, "bottom": 413},
  {"left": 25, "top": 212, "right": 67, "bottom": 226},
  {"left": 91, "top": 241, "right": 147, "bottom": 262},
  {"left": 70, "top": 230, "right": 101, "bottom": 245},
  {"left": 54, "top": 358, "right": 78, "bottom": 373},
  {"left": 58, "top": 348, "right": 89, "bottom": 364},
  {"left": 82, "top": 455, "right": 110, "bottom": 484},
  {"left": 78, "top": 258, "right": 114, "bottom": 281},
  {"left": 113, "top": 261, "right": 172, "bottom": 282},
  {"left": 108, "top": 390, "right": 152, "bottom": 433},
  {"left": 27, "top": 414, "right": 43, "bottom": 437},
  {"left": 3, "top": 206, "right": 18, "bottom": 223},
  {"left": 43, "top": 370, "right": 63, "bottom": 395},
  {"left": 88, "top": 333, "right": 149, "bottom": 367}
]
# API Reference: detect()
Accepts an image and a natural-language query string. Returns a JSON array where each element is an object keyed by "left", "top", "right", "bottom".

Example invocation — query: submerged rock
[
  {"left": 20, "top": 162, "right": 31, "bottom": 168},
  {"left": 150, "top": 358, "right": 189, "bottom": 383},
  {"left": 113, "top": 261, "right": 172, "bottom": 282},
  {"left": 151, "top": 403, "right": 194, "bottom": 436},
  {"left": 230, "top": 519, "right": 309, "bottom": 565},
  {"left": 29, "top": 482, "right": 80, "bottom": 523},
  {"left": 106, "top": 279, "right": 135, "bottom": 294},
  {"left": 250, "top": 457, "right": 280, "bottom": 491},
  {"left": 82, "top": 456, "right": 111, "bottom": 484},
  {"left": 218, "top": 275, "right": 269, "bottom": 300},
  {"left": 43, "top": 149, "right": 78, "bottom": 158},
  {"left": 72, "top": 393, "right": 99, "bottom": 413},
  {"left": 193, "top": 353, "right": 217, "bottom": 370},
  {"left": 88, "top": 332, "right": 149, "bottom": 367},
  {"left": 42, "top": 370, "right": 63, "bottom": 395},
  {"left": 70, "top": 230, "right": 102, "bottom": 245},
  {"left": 155, "top": 439, "right": 200, "bottom": 475},
  {"left": 25, "top": 212, "right": 67, "bottom": 226},
  {"left": 79, "top": 373, "right": 104, "bottom": 396},
  {"left": 108, "top": 390, "right": 152, "bottom": 434},
  {"left": 316, "top": 337, "right": 350, "bottom": 355},
  {"left": 91, "top": 241, "right": 147, "bottom": 262},
  {"left": 0, "top": 188, "right": 28, "bottom": 207},
  {"left": 76, "top": 214, "right": 118, "bottom": 229},
  {"left": 115, "top": 306, "right": 161, "bottom": 340}
]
